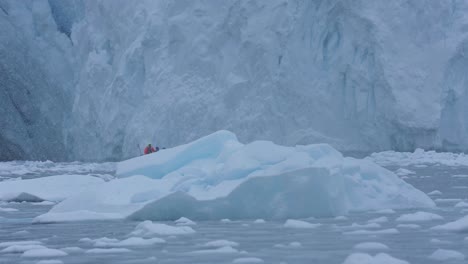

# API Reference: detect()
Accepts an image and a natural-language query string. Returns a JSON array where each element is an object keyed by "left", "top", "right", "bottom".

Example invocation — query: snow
[
  {"left": 344, "top": 229, "right": 399, "bottom": 235},
  {"left": 232, "top": 257, "right": 264, "bottom": 263},
  {"left": 274, "top": 242, "right": 302, "bottom": 248},
  {"left": 429, "top": 249, "right": 465, "bottom": 261},
  {"left": 432, "top": 215, "right": 468, "bottom": 232},
  {"left": 175, "top": 217, "right": 196, "bottom": 226},
  {"left": 343, "top": 253, "right": 409, "bottom": 264},
  {"left": 368, "top": 149, "right": 468, "bottom": 167},
  {"left": 396, "top": 224, "right": 420, "bottom": 229},
  {"left": 396, "top": 212, "right": 443, "bottom": 222},
  {"left": 131, "top": 221, "right": 196, "bottom": 236},
  {"left": 427, "top": 190, "right": 442, "bottom": 196},
  {"left": 455, "top": 201, "right": 468, "bottom": 208},
  {"left": 0, "top": 175, "right": 104, "bottom": 202},
  {"left": 203, "top": 240, "right": 239, "bottom": 248},
  {"left": 0, "top": 207, "right": 18, "bottom": 212},
  {"left": 35, "top": 131, "right": 433, "bottom": 222},
  {"left": 81, "top": 237, "right": 165, "bottom": 247},
  {"left": 190, "top": 246, "right": 239, "bottom": 254},
  {"left": 85, "top": 248, "right": 132, "bottom": 254},
  {"left": 368, "top": 217, "right": 388, "bottom": 223},
  {"left": 395, "top": 168, "right": 415, "bottom": 176},
  {"left": 1, "top": 244, "right": 47, "bottom": 253},
  {"left": 36, "top": 261, "right": 64, "bottom": 264},
  {"left": 253, "top": 219, "right": 266, "bottom": 224},
  {"left": 0, "top": 241, "right": 43, "bottom": 247},
  {"left": 21, "top": 248, "right": 68, "bottom": 258},
  {"left": 353, "top": 242, "right": 389, "bottom": 251},
  {"left": 284, "top": 219, "right": 321, "bottom": 229}
]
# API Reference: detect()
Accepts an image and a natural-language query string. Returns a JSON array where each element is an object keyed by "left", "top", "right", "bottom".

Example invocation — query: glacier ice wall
[{"left": 2, "top": 0, "right": 468, "bottom": 161}]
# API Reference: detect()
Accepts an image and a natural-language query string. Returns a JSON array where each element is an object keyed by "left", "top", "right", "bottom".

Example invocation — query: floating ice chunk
[
  {"left": 367, "top": 149, "right": 468, "bottom": 167},
  {"left": 343, "top": 223, "right": 381, "bottom": 230},
  {"left": 429, "top": 238, "right": 451, "bottom": 245},
  {"left": 343, "top": 252, "right": 408, "bottom": 264},
  {"left": 36, "top": 260, "right": 64, "bottom": 264},
  {"left": 40, "top": 131, "right": 434, "bottom": 222},
  {"left": 375, "top": 209, "right": 396, "bottom": 214},
  {"left": 60, "top": 247, "right": 83, "bottom": 253},
  {"left": 13, "top": 230, "right": 30, "bottom": 235},
  {"left": 274, "top": 242, "right": 302, "bottom": 248},
  {"left": 427, "top": 190, "right": 442, "bottom": 196},
  {"left": 455, "top": 201, "right": 468, "bottom": 208},
  {"left": 190, "top": 246, "right": 239, "bottom": 254},
  {"left": 175, "top": 217, "right": 196, "bottom": 226},
  {"left": 204, "top": 240, "right": 239, "bottom": 248},
  {"left": 395, "top": 168, "right": 415, "bottom": 176},
  {"left": 396, "top": 224, "right": 420, "bottom": 229},
  {"left": 452, "top": 174, "right": 468, "bottom": 178},
  {"left": 396, "top": 212, "right": 443, "bottom": 222},
  {"left": 344, "top": 228, "right": 399, "bottom": 235},
  {"left": 22, "top": 248, "right": 68, "bottom": 258},
  {"left": 33, "top": 201, "right": 56, "bottom": 206},
  {"left": 0, "top": 175, "right": 104, "bottom": 202},
  {"left": 432, "top": 215, "right": 468, "bottom": 232},
  {"left": 221, "top": 219, "right": 232, "bottom": 223},
  {"left": 353, "top": 242, "right": 389, "bottom": 250},
  {"left": 334, "top": 216, "right": 348, "bottom": 220},
  {"left": 284, "top": 219, "right": 321, "bottom": 229},
  {"left": 0, "top": 241, "right": 42, "bottom": 247},
  {"left": 0, "top": 207, "right": 18, "bottom": 212},
  {"left": 429, "top": 249, "right": 465, "bottom": 261},
  {"left": 232, "top": 257, "right": 264, "bottom": 263},
  {"left": 368, "top": 217, "right": 388, "bottom": 223},
  {"left": 86, "top": 248, "right": 132, "bottom": 254},
  {"left": 435, "top": 198, "right": 462, "bottom": 203},
  {"left": 84, "top": 237, "right": 165, "bottom": 247},
  {"left": 253, "top": 219, "right": 266, "bottom": 224},
  {"left": 131, "top": 221, "right": 195, "bottom": 236},
  {"left": 1, "top": 244, "right": 47, "bottom": 253}
]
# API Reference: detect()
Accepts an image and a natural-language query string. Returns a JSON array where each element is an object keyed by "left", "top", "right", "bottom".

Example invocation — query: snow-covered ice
[
  {"left": 21, "top": 248, "right": 68, "bottom": 258},
  {"left": 396, "top": 212, "right": 443, "bottom": 222},
  {"left": 284, "top": 219, "right": 321, "bottom": 229},
  {"left": 131, "top": 221, "right": 195, "bottom": 237},
  {"left": 232, "top": 257, "right": 264, "bottom": 263},
  {"left": 342, "top": 252, "right": 409, "bottom": 264},
  {"left": 85, "top": 248, "right": 132, "bottom": 254},
  {"left": 353, "top": 242, "right": 389, "bottom": 251},
  {"left": 432, "top": 215, "right": 468, "bottom": 232},
  {"left": 0, "top": 175, "right": 104, "bottom": 202},
  {"left": 428, "top": 249, "right": 465, "bottom": 261}
]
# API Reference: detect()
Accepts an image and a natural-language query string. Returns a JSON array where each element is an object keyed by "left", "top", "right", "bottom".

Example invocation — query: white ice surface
[
  {"left": 284, "top": 219, "right": 321, "bottom": 229},
  {"left": 429, "top": 249, "right": 465, "bottom": 261},
  {"left": 232, "top": 257, "right": 264, "bottom": 263},
  {"left": 21, "top": 248, "right": 68, "bottom": 258},
  {"left": 396, "top": 212, "right": 443, "bottom": 222},
  {"left": 432, "top": 215, "right": 468, "bottom": 232},
  {"left": 343, "top": 253, "right": 409, "bottom": 264},
  {"left": 131, "top": 221, "right": 195, "bottom": 237},
  {"left": 353, "top": 242, "right": 389, "bottom": 251},
  {"left": 36, "top": 131, "right": 433, "bottom": 222},
  {"left": 0, "top": 175, "right": 104, "bottom": 202}
]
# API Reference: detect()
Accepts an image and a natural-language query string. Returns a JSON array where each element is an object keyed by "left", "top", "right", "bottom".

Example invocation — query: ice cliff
[{"left": 1, "top": 0, "right": 468, "bottom": 161}]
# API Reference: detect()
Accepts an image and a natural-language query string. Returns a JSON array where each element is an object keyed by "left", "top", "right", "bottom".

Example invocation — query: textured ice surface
[
  {"left": 35, "top": 131, "right": 433, "bottom": 222},
  {"left": 3, "top": 1, "right": 468, "bottom": 161}
]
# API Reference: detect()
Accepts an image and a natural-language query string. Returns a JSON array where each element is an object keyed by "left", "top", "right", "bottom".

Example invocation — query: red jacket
[{"left": 144, "top": 146, "right": 156, "bottom": 154}]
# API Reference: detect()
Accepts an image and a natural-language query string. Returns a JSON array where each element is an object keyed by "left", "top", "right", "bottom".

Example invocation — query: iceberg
[{"left": 36, "top": 131, "right": 434, "bottom": 222}]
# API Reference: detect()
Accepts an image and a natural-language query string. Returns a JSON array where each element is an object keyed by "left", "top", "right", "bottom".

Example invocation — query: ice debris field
[
  {"left": 2, "top": 131, "right": 468, "bottom": 263},
  {"left": 2, "top": 131, "right": 433, "bottom": 222}
]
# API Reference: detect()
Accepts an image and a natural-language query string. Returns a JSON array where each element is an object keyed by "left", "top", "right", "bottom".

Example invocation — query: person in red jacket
[{"left": 144, "top": 144, "right": 157, "bottom": 154}]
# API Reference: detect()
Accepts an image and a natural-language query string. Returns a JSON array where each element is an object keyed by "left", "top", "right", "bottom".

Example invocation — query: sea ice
[
  {"left": 284, "top": 219, "right": 321, "bottom": 229},
  {"left": 131, "top": 221, "right": 195, "bottom": 236},
  {"left": 36, "top": 131, "right": 434, "bottom": 222},
  {"left": 343, "top": 252, "right": 408, "bottom": 264},
  {"left": 353, "top": 242, "right": 389, "bottom": 250},
  {"left": 190, "top": 246, "right": 239, "bottom": 254},
  {"left": 428, "top": 249, "right": 465, "bottom": 261},
  {"left": 85, "top": 248, "right": 132, "bottom": 254},
  {"left": 203, "top": 240, "right": 239, "bottom": 248},
  {"left": 21, "top": 248, "right": 68, "bottom": 258},
  {"left": 396, "top": 212, "right": 443, "bottom": 222},
  {"left": 344, "top": 229, "right": 399, "bottom": 235},
  {"left": 232, "top": 257, "right": 264, "bottom": 263},
  {"left": 432, "top": 215, "right": 468, "bottom": 232}
]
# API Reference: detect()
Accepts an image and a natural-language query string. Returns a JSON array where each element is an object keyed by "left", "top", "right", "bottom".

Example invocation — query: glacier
[
  {"left": 1, "top": 0, "right": 468, "bottom": 161},
  {"left": 31, "top": 131, "right": 434, "bottom": 223}
]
